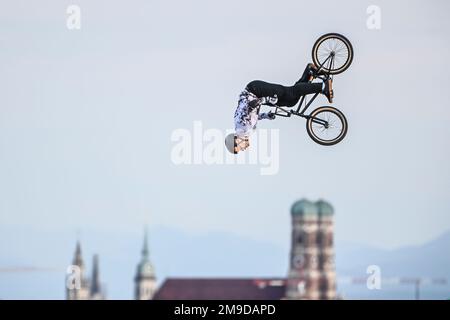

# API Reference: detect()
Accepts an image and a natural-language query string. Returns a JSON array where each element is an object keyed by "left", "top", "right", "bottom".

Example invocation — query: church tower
[
  {"left": 134, "top": 229, "right": 157, "bottom": 300},
  {"left": 316, "top": 200, "right": 336, "bottom": 299},
  {"left": 66, "top": 241, "right": 91, "bottom": 300},
  {"left": 285, "top": 199, "right": 336, "bottom": 300}
]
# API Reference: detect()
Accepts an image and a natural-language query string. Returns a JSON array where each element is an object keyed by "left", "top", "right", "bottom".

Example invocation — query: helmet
[
  {"left": 224, "top": 133, "right": 237, "bottom": 154},
  {"left": 225, "top": 133, "right": 249, "bottom": 154}
]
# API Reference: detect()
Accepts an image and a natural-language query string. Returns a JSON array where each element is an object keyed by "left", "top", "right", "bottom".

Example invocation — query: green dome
[
  {"left": 136, "top": 260, "right": 155, "bottom": 279},
  {"left": 316, "top": 199, "right": 334, "bottom": 216},
  {"left": 291, "top": 199, "right": 319, "bottom": 216}
]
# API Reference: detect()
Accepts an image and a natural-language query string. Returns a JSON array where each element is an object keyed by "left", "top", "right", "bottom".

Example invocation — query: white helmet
[
  {"left": 225, "top": 133, "right": 249, "bottom": 154},
  {"left": 224, "top": 133, "right": 237, "bottom": 154}
]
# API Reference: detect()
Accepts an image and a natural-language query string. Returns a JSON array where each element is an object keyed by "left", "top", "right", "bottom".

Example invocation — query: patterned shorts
[{"left": 234, "top": 89, "right": 259, "bottom": 137}]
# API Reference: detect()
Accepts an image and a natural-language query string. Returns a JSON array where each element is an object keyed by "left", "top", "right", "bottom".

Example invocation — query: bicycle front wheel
[
  {"left": 306, "top": 106, "right": 348, "bottom": 146},
  {"left": 312, "top": 33, "right": 353, "bottom": 75}
]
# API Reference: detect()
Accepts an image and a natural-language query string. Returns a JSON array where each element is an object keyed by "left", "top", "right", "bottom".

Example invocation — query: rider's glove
[
  {"left": 258, "top": 112, "right": 276, "bottom": 120},
  {"left": 260, "top": 95, "right": 278, "bottom": 106}
]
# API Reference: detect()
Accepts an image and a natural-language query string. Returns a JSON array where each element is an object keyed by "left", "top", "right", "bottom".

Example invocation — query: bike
[{"left": 263, "top": 33, "right": 354, "bottom": 146}]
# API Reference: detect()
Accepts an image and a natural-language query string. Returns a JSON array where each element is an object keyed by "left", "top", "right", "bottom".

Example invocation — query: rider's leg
[
  {"left": 282, "top": 82, "right": 324, "bottom": 107},
  {"left": 286, "top": 80, "right": 333, "bottom": 105},
  {"left": 290, "top": 82, "right": 323, "bottom": 96}
]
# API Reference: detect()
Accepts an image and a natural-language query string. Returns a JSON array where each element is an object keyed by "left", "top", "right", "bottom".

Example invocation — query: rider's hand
[
  {"left": 259, "top": 112, "right": 276, "bottom": 120},
  {"left": 260, "top": 95, "right": 278, "bottom": 106},
  {"left": 267, "top": 112, "right": 276, "bottom": 120}
]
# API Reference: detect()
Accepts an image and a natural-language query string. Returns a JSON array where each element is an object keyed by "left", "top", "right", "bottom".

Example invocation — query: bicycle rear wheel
[
  {"left": 312, "top": 33, "right": 353, "bottom": 75},
  {"left": 306, "top": 106, "right": 348, "bottom": 146}
]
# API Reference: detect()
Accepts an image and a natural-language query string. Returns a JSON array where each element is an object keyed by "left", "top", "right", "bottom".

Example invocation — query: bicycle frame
[{"left": 265, "top": 53, "right": 336, "bottom": 128}]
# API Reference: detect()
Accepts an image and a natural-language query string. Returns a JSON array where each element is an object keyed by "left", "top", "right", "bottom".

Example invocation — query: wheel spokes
[
  {"left": 310, "top": 111, "right": 344, "bottom": 142},
  {"left": 316, "top": 37, "right": 350, "bottom": 71}
]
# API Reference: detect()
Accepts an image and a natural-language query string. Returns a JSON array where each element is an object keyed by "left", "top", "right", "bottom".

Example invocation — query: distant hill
[
  {"left": 336, "top": 231, "right": 450, "bottom": 299},
  {"left": 336, "top": 231, "right": 450, "bottom": 278}
]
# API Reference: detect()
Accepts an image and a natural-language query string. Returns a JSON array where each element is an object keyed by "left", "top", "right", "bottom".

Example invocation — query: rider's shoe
[
  {"left": 306, "top": 63, "right": 316, "bottom": 81},
  {"left": 308, "top": 63, "right": 326, "bottom": 79},
  {"left": 322, "top": 79, "right": 333, "bottom": 103}
]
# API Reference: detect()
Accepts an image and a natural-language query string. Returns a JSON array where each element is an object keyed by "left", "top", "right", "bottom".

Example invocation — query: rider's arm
[
  {"left": 257, "top": 94, "right": 278, "bottom": 120},
  {"left": 247, "top": 99, "right": 261, "bottom": 112},
  {"left": 248, "top": 95, "right": 278, "bottom": 112},
  {"left": 260, "top": 95, "right": 278, "bottom": 106}
]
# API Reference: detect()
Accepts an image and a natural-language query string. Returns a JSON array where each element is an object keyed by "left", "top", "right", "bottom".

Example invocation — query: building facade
[
  {"left": 155, "top": 198, "right": 337, "bottom": 300},
  {"left": 66, "top": 198, "right": 336, "bottom": 300},
  {"left": 285, "top": 199, "right": 336, "bottom": 299}
]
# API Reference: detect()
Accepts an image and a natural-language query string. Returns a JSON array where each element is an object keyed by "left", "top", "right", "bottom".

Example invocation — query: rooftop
[{"left": 153, "top": 278, "right": 287, "bottom": 300}]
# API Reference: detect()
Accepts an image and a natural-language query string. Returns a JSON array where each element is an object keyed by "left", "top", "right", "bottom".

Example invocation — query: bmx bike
[{"left": 265, "top": 33, "right": 354, "bottom": 146}]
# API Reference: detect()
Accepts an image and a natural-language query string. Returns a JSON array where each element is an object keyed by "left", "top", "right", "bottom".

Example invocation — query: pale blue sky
[{"left": 0, "top": 0, "right": 449, "bottom": 275}]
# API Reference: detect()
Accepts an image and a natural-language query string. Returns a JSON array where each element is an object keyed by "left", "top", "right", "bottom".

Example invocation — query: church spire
[
  {"left": 90, "top": 254, "right": 101, "bottom": 297},
  {"left": 67, "top": 240, "right": 90, "bottom": 300},
  {"left": 142, "top": 227, "right": 149, "bottom": 260},
  {"left": 134, "top": 227, "right": 156, "bottom": 300},
  {"left": 73, "top": 240, "right": 84, "bottom": 267}
]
